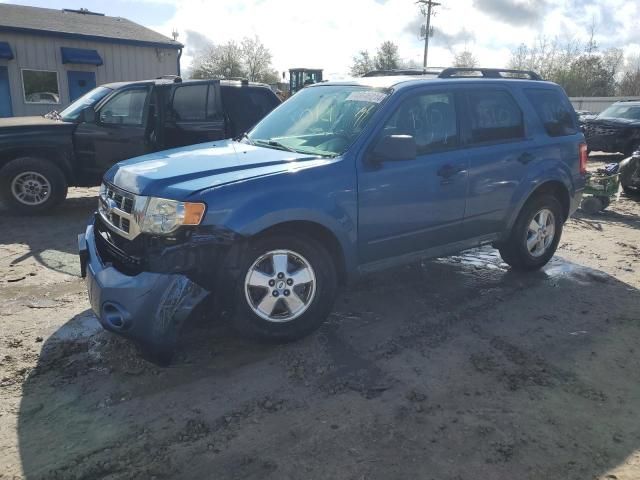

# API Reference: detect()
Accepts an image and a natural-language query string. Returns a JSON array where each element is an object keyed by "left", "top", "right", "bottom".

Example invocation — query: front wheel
[
  {"left": 499, "top": 195, "right": 563, "bottom": 271},
  {"left": 231, "top": 233, "right": 338, "bottom": 342},
  {"left": 0, "top": 157, "right": 68, "bottom": 214}
]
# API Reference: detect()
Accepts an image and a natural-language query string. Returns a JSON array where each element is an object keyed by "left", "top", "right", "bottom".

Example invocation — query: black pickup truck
[{"left": 0, "top": 77, "right": 280, "bottom": 214}]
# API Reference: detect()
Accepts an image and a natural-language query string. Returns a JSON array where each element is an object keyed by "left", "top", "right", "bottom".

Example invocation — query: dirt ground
[{"left": 1, "top": 158, "right": 639, "bottom": 480}]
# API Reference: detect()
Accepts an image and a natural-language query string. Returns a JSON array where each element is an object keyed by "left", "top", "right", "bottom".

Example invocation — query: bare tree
[
  {"left": 191, "top": 41, "right": 244, "bottom": 79},
  {"left": 453, "top": 49, "right": 478, "bottom": 68},
  {"left": 350, "top": 50, "right": 375, "bottom": 76},
  {"left": 241, "top": 36, "right": 273, "bottom": 82},
  {"left": 618, "top": 54, "right": 640, "bottom": 96}
]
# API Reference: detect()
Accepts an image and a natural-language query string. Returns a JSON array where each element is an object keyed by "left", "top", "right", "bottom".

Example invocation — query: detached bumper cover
[{"left": 79, "top": 223, "right": 209, "bottom": 351}]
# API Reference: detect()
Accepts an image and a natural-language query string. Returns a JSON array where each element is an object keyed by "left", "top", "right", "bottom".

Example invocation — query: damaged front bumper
[{"left": 78, "top": 222, "right": 209, "bottom": 358}]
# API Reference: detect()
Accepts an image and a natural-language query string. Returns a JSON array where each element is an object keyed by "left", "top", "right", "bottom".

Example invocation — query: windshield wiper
[
  {"left": 236, "top": 132, "right": 255, "bottom": 145},
  {"left": 254, "top": 139, "right": 298, "bottom": 153}
]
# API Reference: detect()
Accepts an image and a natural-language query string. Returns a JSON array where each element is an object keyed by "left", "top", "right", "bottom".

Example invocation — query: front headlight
[{"left": 139, "top": 197, "right": 206, "bottom": 235}]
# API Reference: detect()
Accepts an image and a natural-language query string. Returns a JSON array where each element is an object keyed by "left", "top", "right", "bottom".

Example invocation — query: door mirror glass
[
  {"left": 371, "top": 134, "right": 417, "bottom": 162},
  {"left": 80, "top": 106, "right": 96, "bottom": 123}
]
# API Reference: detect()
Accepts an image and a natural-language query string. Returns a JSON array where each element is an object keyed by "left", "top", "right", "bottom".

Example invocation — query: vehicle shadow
[
  {"left": 0, "top": 189, "right": 97, "bottom": 276},
  {"left": 573, "top": 206, "right": 640, "bottom": 231},
  {"left": 16, "top": 250, "right": 640, "bottom": 479}
]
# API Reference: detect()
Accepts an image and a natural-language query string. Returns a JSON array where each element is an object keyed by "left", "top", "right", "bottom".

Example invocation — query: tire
[
  {"left": 499, "top": 194, "right": 563, "bottom": 271},
  {"left": 581, "top": 196, "right": 603, "bottom": 215},
  {"left": 0, "top": 157, "right": 68, "bottom": 214},
  {"left": 231, "top": 233, "right": 338, "bottom": 342}
]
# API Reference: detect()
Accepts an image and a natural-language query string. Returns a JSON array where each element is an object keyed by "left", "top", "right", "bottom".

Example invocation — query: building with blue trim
[{"left": 0, "top": 4, "right": 183, "bottom": 117}]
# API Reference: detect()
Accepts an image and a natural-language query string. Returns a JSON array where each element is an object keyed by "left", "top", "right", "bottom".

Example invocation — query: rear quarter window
[{"left": 525, "top": 88, "right": 578, "bottom": 137}]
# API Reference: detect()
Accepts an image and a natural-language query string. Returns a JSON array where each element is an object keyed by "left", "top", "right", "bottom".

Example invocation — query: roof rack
[
  {"left": 156, "top": 75, "right": 182, "bottom": 83},
  {"left": 438, "top": 68, "right": 542, "bottom": 80},
  {"left": 363, "top": 68, "right": 441, "bottom": 77}
]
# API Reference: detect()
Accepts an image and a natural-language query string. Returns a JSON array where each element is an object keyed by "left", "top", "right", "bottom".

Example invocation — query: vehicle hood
[
  {"left": 584, "top": 117, "right": 640, "bottom": 128},
  {"left": 106, "top": 139, "right": 336, "bottom": 198},
  {"left": 0, "top": 116, "right": 75, "bottom": 137}
]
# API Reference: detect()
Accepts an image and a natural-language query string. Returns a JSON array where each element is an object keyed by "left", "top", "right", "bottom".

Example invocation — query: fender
[
  {"left": 504, "top": 158, "right": 575, "bottom": 233},
  {"left": 0, "top": 129, "right": 76, "bottom": 182},
  {"left": 223, "top": 193, "right": 358, "bottom": 274}
]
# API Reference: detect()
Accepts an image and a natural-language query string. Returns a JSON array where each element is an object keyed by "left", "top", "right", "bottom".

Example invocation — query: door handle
[
  {"left": 518, "top": 152, "right": 534, "bottom": 164},
  {"left": 437, "top": 164, "right": 464, "bottom": 179}
]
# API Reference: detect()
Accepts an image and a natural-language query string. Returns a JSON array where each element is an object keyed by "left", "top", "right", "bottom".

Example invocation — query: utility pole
[{"left": 417, "top": 0, "right": 440, "bottom": 69}]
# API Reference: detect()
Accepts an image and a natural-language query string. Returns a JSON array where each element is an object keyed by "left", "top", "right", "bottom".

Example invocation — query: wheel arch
[
  {"left": 0, "top": 147, "right": 74, "bottom": 183},
  {"left": 251, "top": 220, "right": 349, "bottom": 285},
  {"left": 505, "top": 179, "right": 571, "bottom": 237}
]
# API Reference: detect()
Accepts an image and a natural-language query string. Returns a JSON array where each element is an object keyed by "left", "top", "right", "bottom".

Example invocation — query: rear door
[
  {"left": 221, "top": 86, "right": 280, "bottom": 137},
  {"left": 163, "top": 81, "right": 225, "bottom": 148},
  {"left": 67, "top": 71, "right": 97, "bottom": 102},
  {"left": 0, "top": 66, "right": 13, "bottom": 117},
  {"left": 460, "top": 86, "right": 531, "bottom": 238}
]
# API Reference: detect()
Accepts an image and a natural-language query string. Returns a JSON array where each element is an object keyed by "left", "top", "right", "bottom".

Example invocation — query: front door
[
  {"left": 0, "top": 66, "right": 13, "bottom": 117},
  {"left": 67, "top": 71, "right": 96, "bottom": 102},
  {"left": 358, "top": 89, "right": 468, "bottom": 264},
  {"left": 73, "top": 86, "right": 151, "bottom": 181}
]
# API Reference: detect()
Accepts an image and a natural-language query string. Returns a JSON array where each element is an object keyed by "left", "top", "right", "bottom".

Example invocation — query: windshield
[
  {"left": 247, "top": 85, "right": 390, "bottom": 157},
  {"left": 598, "top": 104, "right": 640, "bottom": 121},
  {"left": 59, "top": 87, "right": 112, "bottom": 121}
]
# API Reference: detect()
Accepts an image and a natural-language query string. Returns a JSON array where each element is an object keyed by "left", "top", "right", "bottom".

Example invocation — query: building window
[{"left": 22, "top": 70, "right": 60, "bottom": 104}]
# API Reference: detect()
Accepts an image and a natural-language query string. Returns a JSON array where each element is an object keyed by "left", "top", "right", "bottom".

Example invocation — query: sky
[{"left": 3, "top": 0, "right": 640, "bottom": 79}]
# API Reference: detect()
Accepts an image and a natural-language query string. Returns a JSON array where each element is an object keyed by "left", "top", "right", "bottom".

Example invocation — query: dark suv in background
[
  {"left": 0, "top": 77, "right": 280, "bottom": 214},
  {"left": 582, "top": 100, "right": 640, "bottom": 156}
]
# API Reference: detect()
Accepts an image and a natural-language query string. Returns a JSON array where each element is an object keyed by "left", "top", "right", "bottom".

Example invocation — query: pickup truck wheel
[
  {"left": 498, "top": 194, "right": 563, "bottom": 271},
  {"left": 0, "top": 157, "right": 68, "bottom": 214},
  {"left": 232, "top": 233, "right": 337, "bottom": 342}
]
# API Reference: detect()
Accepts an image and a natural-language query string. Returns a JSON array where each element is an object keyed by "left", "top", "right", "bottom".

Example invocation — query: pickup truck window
[
  {"left": 60, "top": 86, "right": 111, "bottom": 121},
  {"left": 99, "top": 88, "right": 147, "bottom": 126},
  {"left": 222, "top": 86, "right": 279, "bottom": 136},
  {"left": 466, "top": 89, "right": 524, "bottom": 144},
  {"left": 248, "top": 85, "right": 389, "bottom": 157},
  {"left": 172, "top": 84, "right": 208, "bottom": 121}
]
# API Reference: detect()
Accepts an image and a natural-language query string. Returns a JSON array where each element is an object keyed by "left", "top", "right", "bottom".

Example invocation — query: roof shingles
[{"left": 0, "top": 4, "right": 181, "bottom": 48}]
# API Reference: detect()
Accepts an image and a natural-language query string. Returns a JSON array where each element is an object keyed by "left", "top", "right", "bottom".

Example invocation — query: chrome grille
[{"left": 98, "top": 183, "right": 145, "bottom": 240}]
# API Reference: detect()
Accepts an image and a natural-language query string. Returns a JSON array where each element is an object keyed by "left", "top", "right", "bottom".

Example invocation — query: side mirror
[
  {"left": 80, "top": 106, "right": 96, "bottom": 123},
  {"left": 370, "top": 134, "right": 417, "bottom": 162}
]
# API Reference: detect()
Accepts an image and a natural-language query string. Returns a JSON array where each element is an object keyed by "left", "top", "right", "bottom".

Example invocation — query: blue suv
[{"left": 79, "top": 68, "right": 587, "bottom": 362}]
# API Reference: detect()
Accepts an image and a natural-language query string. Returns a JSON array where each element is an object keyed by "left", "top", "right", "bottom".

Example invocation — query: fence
[{"left": 570, "top": 96, "right": 640, "bottom": 114}]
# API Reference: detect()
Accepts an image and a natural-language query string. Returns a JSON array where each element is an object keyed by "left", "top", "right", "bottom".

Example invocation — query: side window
[
  {"left": 222, "top": 86, "right": 279, "bottom": 134},
  {"left": 525, "top": 88, "right": 578, "bottom": 137},
  {"left": 382, "top": 91, "right": 458, "bottom": 154},
  {"left": 247, "top": 88, "right": 279, "bottom": 117},
  {"left": 99, "top": 88, "right": 147, "bottom": 125},
  {"left": 206, "top": 86, "right": 223, "bottom": 120},
  {"left": 466, "top": 90, "right": 524, "bottom": 144},
  {"left": 172, "top": 84, "right": 207, "bottom": 121}
]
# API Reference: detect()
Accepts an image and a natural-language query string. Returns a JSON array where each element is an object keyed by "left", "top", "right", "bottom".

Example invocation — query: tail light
[{"left": 579, "top": 143, "right": 588, "bottom": 175}]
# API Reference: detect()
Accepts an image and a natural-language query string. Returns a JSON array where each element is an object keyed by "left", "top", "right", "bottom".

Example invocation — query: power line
[{"left": 417, "top": 0, "right": 440, "bottom": 69}]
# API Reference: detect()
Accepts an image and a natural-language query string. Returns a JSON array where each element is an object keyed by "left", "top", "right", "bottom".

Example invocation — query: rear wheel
[
  {"left": 0, "top": 157, "right": 67, "bottom": 214},
  {"left": 231, "top": 233, "right": 337, "bottom": 342},
  {"left": 499, "top": 195, "right": 563, "bottom": 271}
]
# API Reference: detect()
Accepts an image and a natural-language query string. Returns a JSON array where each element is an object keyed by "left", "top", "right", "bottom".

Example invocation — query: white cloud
[{"left": 147, "top": 0, "right": 639, "bottom": 79}]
